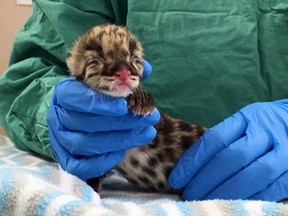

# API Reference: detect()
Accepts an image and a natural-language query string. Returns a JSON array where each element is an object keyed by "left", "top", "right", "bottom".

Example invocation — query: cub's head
[{"left": 67, "top": 24, "right": 144, "bottom": 97}]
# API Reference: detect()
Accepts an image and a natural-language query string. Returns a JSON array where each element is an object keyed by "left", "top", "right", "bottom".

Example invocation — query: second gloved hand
[
  {"left": 169, "top": 99, "right": 288, "bottom": 202},
  {"left": 47, "top": 60, "right": 160, "bottom": 181}
]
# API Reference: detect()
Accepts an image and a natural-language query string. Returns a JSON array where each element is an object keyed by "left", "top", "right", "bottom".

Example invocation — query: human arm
[{"left": 169, "top": 99, "right": 288, "bottom": 201}]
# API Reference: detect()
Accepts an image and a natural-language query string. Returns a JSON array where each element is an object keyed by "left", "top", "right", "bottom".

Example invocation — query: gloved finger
[
  {"left": 49, "top": 128, "right": 126, "bottom": 180},
  {"left": 54, "top": 78, "right": 128, "bottom": 116},
  {"left": 57, "top": 126, "right": 157, "bottom": 156},
  {"left": 250, "top": 171, "right": 288, "bottom": 202},
  {"left": 274, "top": 99, "right": 288, "bottom": 105},
  {"left": 57, "top": 106, "right": 160, "bottom": 132},
  {"left": 182, "top": 129, "right": 272, "bottom": 200},
  {"left": 48, "top": 105, "right": 155, "bottom": 156},
  {"left": 169, "top": 112, "right": 247, "bottom": 189},
  {"left": 65, "top": 151, "right": 126, "bottom": 181},
  {"left": 142, "top": 60, "right": 152, "bottom": 80},
  {"left": 204, "top": 148, "right": 288, "bottom": 200}
]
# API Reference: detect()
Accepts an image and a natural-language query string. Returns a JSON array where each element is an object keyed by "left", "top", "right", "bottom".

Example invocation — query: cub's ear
[
  {"left": 66, "top": 53, "right": 74, "bottom": 75},
  {"left": 66, "top": 53, "right": 72, "bottom": 61},
  {"left": 66, "top": 53, "right": 72, "bottom": 68},
  {"left": 66, "top": 53, "right": 73, "bottom": 70},
  {"left": 65, "top": 52, "right": 84, "bottom": 80}
]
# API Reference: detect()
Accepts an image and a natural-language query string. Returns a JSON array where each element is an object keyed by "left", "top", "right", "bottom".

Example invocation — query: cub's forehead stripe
[
  {"left": 129, "top": 40, "right": 138, "bottom": 54},
  {"left": 84, "top": 40, "right": 104, "bottom": 57}
]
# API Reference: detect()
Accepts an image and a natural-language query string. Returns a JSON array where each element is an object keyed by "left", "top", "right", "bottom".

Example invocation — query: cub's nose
[{"left": 116, "top": 69, "right": 131, "bottom": 80}]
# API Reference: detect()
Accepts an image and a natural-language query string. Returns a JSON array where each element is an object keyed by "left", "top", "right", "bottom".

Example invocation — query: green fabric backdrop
[{"left": 127, "top": 0, "right": 288, "bottom": 127}]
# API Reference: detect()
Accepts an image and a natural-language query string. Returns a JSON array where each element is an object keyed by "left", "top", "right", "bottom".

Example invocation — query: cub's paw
[
  {"left": 127, "top": 92, "right": 155, "bottom": 115},
  {"left": 86, "top": 176, "right": 105, "bottom": 193}
]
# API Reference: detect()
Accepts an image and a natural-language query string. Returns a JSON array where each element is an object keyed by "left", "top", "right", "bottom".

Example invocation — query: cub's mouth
[
  {"left": 112, "top": 81, "right": 132, "bottom": 91},
  {"left": 100, "top": 69, "right": 140, "bottom": 97},
  {"left": 109, "top": 82, "right": 133, "bottom": 97}
]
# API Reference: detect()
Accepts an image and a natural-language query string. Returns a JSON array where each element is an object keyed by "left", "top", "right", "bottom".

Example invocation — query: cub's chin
[
  {"left": 102, "top": 88, "right": 133, "bottom": 98},
  {"left": 102, "top": 82, "right": 138, "bottom": 98},
  {"left": 101, "top": 85, "right": 133, "bottom": 98}
]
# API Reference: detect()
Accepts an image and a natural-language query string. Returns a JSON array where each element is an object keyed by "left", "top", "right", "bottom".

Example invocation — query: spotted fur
[{"left": 67, "top": 24, "right": 207, "bottom": 193}]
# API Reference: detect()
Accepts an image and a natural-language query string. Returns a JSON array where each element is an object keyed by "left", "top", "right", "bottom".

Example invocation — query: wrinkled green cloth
[
  {"left": 127, "top": 0, "right": 288, "bottom": 126},
  {"left": 0, "top": 0, "right": 287, "bottom": 159}
]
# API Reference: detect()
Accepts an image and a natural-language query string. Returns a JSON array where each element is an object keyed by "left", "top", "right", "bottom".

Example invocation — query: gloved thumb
[{"left": 142, "top": 60, "right": 152, "bottom": 80}]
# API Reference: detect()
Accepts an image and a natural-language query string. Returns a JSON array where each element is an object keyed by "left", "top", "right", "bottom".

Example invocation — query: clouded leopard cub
[{"left": 67, "top": 24, "right": 207, "bottom": 193}]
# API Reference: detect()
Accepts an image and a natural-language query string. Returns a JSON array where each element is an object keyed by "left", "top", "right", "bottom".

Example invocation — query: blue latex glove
[
  {"left": 169, "top": 99, "right": 288, "bottom": 201},
  {"left": 47, "top": 60, "right": 160, "bottom": 181}
]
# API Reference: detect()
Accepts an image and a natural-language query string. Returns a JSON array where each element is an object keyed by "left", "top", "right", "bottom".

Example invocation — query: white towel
[{"left": 0, "top": 135, "right": 287, "bottom": 216}]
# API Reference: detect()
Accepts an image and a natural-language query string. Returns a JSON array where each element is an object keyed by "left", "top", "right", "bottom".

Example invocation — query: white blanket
[{"left": 0, "top": 135, "right": 287, "bottom": 216}]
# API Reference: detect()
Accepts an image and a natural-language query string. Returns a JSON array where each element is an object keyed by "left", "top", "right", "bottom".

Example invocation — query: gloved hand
[
  {"left": 169, "top": 99, "right": 288, "bottom": 202},
  {"left": 47, "top": 60, "right": 160, "bottom": 181}
]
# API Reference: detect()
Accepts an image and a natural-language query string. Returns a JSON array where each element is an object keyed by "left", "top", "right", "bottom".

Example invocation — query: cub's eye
[
  {"left": 130, "top": 56, "right": 142, "bottom": 65},
  {"left": 86, "top": 57, "right": 105, "bottom": 67},
  {"left": 130, "top": 56, "right": 144, "bottom": 77}
]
